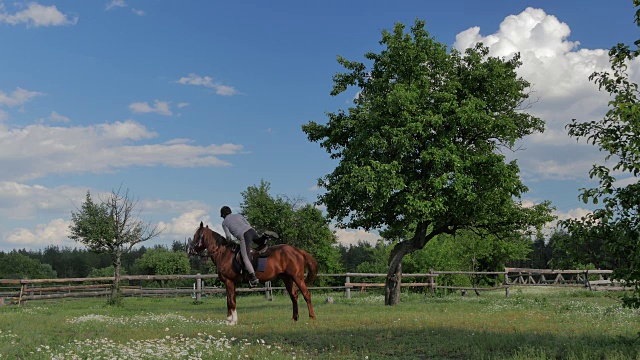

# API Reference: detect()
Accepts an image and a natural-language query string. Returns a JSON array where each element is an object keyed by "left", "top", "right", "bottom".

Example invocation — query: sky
[{"left": 1, "top": 1, "right": 639, "bottom": 251}]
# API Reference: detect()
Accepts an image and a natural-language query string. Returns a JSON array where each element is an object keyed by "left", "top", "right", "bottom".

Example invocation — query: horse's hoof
[{"left": 225, "top": 320, "right": 237, "bottom": 326}]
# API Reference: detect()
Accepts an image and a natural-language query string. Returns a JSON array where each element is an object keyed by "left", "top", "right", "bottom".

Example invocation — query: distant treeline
[{"left": 0, "top": 227, "right": 618, "bottom": 283}]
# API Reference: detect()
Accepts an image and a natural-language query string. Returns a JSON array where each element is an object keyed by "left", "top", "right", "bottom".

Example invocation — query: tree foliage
[
  {"left": 134, "top": 246, "right": 190, "bottom": 287},
  {"left": 562, "top": 0, "right": 640, "bottom": 308},
  {"left": 240, "top": 180, "right": 343, "bottom": 275},
  {"left": 0, "top": 252, "right": 56, "bottom": 279},
  {"left": 303, "top": 19, "right": 554, "bottom": 305}
]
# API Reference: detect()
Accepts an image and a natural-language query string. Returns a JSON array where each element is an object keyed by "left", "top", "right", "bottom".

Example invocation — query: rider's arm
[{"left": 222, "top": 224, "right": 233, "bottom": 242}]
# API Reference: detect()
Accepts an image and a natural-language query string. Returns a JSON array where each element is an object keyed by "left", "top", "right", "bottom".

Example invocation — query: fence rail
[{"left": 0, "top": 268, "right": 625, "bottom": 306}]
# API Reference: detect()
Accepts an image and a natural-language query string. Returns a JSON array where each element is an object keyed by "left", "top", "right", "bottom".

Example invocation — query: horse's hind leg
[
  {"left": 283, "top": 277, "right": 299, "bottom": 321},
  {"left": 293, "top": 276, "right": 315, "bottom": 320}
]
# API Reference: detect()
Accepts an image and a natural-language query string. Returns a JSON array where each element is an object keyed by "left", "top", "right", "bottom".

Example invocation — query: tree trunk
[
  {"left": 109, "top": 251, "right": 122, "bottom": 306},
  {"left": 385, "top": 240, "right": 414, "bottom": 305},
  {"left": 384, "top": 222, "right": 439, "bottom": 305},
  {"left": 385, "top": 262, "right": 402, "bottom": 305}
]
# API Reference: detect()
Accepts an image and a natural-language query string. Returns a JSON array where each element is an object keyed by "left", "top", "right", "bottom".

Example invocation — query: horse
[{"left": 187, "top": 221, "right": 317, "bottom": 325}]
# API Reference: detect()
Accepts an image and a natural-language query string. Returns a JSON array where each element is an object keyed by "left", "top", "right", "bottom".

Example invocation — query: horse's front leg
[{"left": 225, "top": 280, "right": 238, "bottom": 325}]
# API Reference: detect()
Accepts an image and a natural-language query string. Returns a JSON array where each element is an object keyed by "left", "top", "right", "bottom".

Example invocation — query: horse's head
[{"left": 187, "top": 221, "right": 208, "bottom": 256}]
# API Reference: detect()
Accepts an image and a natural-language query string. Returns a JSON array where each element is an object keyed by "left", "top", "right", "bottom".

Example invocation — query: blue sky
[{"left": 0, "top": 1, "right": 638, "bottom": 251}]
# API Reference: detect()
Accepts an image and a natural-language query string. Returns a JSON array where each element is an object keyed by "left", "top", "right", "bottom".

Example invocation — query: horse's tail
[{"left": 302, "top": 250, "right": 318, "bottom": 284}]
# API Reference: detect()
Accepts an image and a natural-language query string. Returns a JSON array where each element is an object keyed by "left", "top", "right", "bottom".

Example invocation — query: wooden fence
[
  {"left": 0, "top": 268, "right": 624, "bottom": 306},
  {"left": 504, "top": 268, "right": 617, "bottom": 289}
]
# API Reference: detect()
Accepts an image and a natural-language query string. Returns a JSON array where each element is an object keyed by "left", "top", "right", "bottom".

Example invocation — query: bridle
[{"left": 187, "top": 228, "right": 209, "bottom": 260}]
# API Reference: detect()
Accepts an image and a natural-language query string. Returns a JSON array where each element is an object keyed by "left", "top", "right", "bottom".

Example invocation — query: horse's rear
[{"left": 259, "top": 244, "right": 317, "bottom": 321}]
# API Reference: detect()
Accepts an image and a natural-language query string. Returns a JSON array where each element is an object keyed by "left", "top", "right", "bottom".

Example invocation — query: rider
[{"left": 220, "top": 206, "right": 260, "bottom": 288}]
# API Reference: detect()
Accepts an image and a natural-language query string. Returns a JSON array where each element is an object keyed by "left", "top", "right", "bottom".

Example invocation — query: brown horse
[{"left": 187, "top": 221, "right": 317, "bottom": 325}]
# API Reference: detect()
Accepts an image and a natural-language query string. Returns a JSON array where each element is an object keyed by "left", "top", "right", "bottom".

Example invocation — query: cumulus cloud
[
  {"left": 0, "top": 182, "right": 88, "bottom": 220},
  {"left": 0, "top": 3, "right": 77, "bottom": 27},
  {"left": 131, "top": 9, "right": 145, "bottom": 16},
  {"left": 334, "top": 228, "right": 381, "bottom": 246},
  {"left": 38, "top": 111, "right": 70, "bottom": 124},
  {"left": 129, "top": 100, "right": 172, "bottom": 116},
  {"left": 157, "top": 209, "right": 212, "bottom": 239},
  {"left": 453, "top": 7, "right": 640, "bottom": 181},
  {"left": 540, "top": 206, "right": 593, "bottom": 234},
  {"left": 5, "top": 218, "right": 76, "bottom": 248},
  {"left": 0, "top": 87, "right": 43, "bottom": 107},
  {"left": 0, "top": 120, "right": 243, "bottom": 181},
  {"left": 176, "top": 73, "right": 240, "bottom": 96}
]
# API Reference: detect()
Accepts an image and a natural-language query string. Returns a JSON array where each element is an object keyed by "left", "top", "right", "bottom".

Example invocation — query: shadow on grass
[{"left": 256, "top": 325, "right": 639, "bottom": 359}]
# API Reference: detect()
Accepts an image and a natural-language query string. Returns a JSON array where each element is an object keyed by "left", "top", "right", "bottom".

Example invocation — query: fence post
[
  {"left": 265, "top": 281, "right": 273, "bottom": 301},
  {"left": 345, "top": 275, "right": 351, "bottom": 299},
  {"left": 585, "top": 269, "right": 591, "bottom": 290},
  {"left": 19, "top": 277, "right": 26, "bottom": 307},
  {"left": 429, "top": 269, "right": 435, "bottom": 294},
  {"left": 196, "top": 273, "right": 202, "bottom": 302},
  {"left": 504, "top": 268, "right": 509, "bottom": 298}
]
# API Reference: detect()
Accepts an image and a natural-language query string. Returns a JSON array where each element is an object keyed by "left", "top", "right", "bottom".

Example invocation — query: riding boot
[{"left": 249, "top": 273, "right": 259, "bottom": 288}]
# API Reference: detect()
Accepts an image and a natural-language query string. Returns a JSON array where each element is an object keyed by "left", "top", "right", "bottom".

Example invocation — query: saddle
[{"left": 232, "top": 231, "right": 279, "bottom": 274}]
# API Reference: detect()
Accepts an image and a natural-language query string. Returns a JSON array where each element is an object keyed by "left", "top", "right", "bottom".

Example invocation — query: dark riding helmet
[{"left": 220, "top": 206, "right": 232, "bottom": 218}]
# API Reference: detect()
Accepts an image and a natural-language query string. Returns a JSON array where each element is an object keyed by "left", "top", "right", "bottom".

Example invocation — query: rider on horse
[{"left": 220, "top": 206, "right": 260, "bottom": 288}]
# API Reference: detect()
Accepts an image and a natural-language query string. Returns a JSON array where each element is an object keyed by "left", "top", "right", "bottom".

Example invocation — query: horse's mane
[{"left": 203, "top": 226, "right": 230, "bottom": 247}]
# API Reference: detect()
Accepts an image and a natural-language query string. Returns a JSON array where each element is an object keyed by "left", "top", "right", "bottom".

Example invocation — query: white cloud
[
  {"left": 540, "top": 206, "right": 593, "bottom": 233},
  {"left": 38, "top": 111, "right": 70, "bottom": 124},
  {"left": 613, "top": 177, "right": 638, "bottom": 188},
  {"left": 334, "top": 228, "right": 380, "bottom": 246},
  {"left": 157, "top": 209, "right": 212, "bottom": 240},
  {"left": 453, "top": 7, "right": 640, "bottom": 181},
  {"left": 132, "top": 9, "right": 145, "bottom": 16},
  {"left": 5, "top": 218, "right": 76, "bottom": 248},
  {"left": 176, "top": 73, "right": 240, "bottom": 96},
  {"left": 0, "top": 120, "right": 243, "bottom": 181},
  {"left": 106, "top": 0, "right": 126, "bottom": 11},
  {"left": 0, "top": 87, "right": 43, "bottom": 107},
  {"left": 177, "top": 102, "right": 189, "bottom": 109},
  {"left": 0, "top": 182, "right": 88, "bottom": 220},
  {"left": 0, "top": 3, "right": 77, "bottom": 27},
  {"left": 129, "top": 100, "right": 172, "bottom": 116},
  {"left": 0, "top": 110, "right": 8, "bottom": 122}
]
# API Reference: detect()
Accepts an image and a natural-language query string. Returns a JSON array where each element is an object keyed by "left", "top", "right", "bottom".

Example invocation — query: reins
[{"left": 194, "top": 227, "right": 234, "bottom": 264}]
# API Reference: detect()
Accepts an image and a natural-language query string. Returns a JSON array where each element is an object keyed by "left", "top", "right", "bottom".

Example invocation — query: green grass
[{"left": 0, "top": 287, "right": 638, "bottom": 359}]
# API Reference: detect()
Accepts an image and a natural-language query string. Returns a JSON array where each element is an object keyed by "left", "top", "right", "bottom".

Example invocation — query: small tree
[{"left": 69, "top": 188, "right": 162, "bottom": 305}]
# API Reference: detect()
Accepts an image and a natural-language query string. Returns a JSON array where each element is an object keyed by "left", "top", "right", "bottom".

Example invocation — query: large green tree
[
  {"left": 562, "top": 0, "right": 640, "bottom": 308},
  {"left": 69, "top": 188, "right": 162, "bottom": 305},
  {"left": 303, "top": 19, "right": 554, "bottom": 305}
]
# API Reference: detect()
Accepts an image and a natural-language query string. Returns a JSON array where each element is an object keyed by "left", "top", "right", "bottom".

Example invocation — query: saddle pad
[{"left": 257, "top": 257, "right": 267, "bottom": 272}]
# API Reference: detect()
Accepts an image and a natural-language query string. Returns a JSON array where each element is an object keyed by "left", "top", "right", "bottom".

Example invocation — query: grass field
[{"left": 0, "top": 287, "right": 639, "bottom": 359}]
